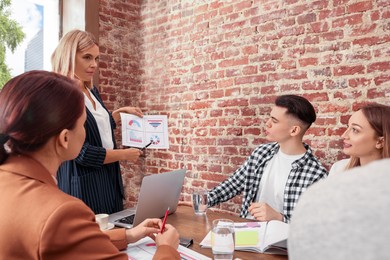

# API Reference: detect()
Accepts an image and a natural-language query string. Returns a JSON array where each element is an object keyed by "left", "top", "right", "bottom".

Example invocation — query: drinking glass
[
  {"left": 211, "top": 219, "right": 235, "bottom": 260},
  {"left": 192, "top": 187, "right": 208, "bottom": 215}
]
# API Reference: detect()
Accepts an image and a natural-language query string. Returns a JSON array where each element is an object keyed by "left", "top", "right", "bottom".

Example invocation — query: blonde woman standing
[{"left": 52, "top": 29, "right": 142, "bottom": 214}]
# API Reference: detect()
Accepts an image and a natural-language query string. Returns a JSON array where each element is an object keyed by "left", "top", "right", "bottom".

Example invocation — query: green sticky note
[{"left": 235, "top": 230, "right": 259, "bottom": 246}]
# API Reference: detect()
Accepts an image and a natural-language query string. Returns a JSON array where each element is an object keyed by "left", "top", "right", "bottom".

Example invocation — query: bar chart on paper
[{"left": 120, "top": 114, "right": 169, "bottom": 149}]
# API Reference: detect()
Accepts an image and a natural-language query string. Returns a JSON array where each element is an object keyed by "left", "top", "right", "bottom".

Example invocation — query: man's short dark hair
[{"left": 275, "top": 95, "right": 316, "bottom": 128}]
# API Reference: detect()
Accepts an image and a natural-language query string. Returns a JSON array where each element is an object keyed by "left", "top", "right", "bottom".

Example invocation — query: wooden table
[{"left": 167, "top": 205, "right": 288, "bottom": 260}]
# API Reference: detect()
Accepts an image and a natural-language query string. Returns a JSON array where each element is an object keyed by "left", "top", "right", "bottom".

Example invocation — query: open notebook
[
  {"left": 109, "top": 169, "right": 186, "bottom": 228},
  {"left": 200, "top": 221, "right": 288, "bottom": 255}
]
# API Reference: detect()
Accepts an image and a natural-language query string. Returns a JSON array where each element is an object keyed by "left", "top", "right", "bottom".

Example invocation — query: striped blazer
[{"left": 57, "top": 86, "right": 124, "bottom": 214}]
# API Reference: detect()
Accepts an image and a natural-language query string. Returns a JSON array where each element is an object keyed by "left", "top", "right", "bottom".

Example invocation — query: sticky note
[{"left": 235, "top": 230, "right": 259, "bottom": 246}]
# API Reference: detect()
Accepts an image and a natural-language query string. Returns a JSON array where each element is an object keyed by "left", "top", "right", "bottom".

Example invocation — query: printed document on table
[
  {"left": 125, "top": 237, "right": 211, "bottom": 260},
  {"left": 120, "top": 113, "right": 169, "bottom": 149}
]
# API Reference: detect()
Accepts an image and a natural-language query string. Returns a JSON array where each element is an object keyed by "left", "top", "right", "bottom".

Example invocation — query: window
[
  {"left": 5, "top": 0, "right": 98, "bottom": 80},
  {"left": 5, "top": 0, "right": 59, "bottom": 76}
]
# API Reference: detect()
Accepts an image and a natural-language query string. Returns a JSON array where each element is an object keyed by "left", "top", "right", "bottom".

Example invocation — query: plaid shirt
[{"left": 208, "top": 142, "right": 328, "bottom": 223}]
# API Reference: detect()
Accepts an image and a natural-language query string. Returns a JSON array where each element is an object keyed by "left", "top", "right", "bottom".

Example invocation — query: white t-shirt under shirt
[
  {"left": 329, "top": 158, "right": 350, "bottom": 176},
  {"left": 84, "top": 90, "right": 114, "bottom": 149},
  {"left": 247, "top": 150, "right": 305, "bottom": 219}
]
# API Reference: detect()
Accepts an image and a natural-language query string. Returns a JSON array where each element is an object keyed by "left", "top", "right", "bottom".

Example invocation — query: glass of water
[
  {"left": 192, "top": 187, "right": 208, "bottom": 215},
  {"left": 211, "top": 219, "right": 235, "bottom": 260}
]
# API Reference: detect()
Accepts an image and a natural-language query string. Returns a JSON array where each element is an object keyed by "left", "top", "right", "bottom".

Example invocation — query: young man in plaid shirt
[{"left": 207, "top": 95, "right": 328, "bottom": 223}]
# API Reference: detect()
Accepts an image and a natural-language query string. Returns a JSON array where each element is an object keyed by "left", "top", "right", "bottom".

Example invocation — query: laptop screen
[{"left": 109, "top": 169, "right": 186, "bottom": 228}]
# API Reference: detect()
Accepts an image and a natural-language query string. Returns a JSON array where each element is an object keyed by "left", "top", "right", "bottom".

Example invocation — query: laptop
[{"left": 109, "top": 169, "right": 186, "bottom": 228}]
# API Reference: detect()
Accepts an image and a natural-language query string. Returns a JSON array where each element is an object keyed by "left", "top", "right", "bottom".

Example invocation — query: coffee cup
[{"left": 95, "top": 213, "right": 109, "bottom": 230}]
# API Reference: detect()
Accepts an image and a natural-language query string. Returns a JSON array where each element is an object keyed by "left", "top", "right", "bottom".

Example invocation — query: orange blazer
[{"left": 0, "top": 155, "right": 179, "bottom": 260}]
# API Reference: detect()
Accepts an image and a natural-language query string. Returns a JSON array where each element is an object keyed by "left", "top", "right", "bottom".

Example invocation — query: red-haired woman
[{"left": 0, "top": 71, "right": 179, "bottom": 259}]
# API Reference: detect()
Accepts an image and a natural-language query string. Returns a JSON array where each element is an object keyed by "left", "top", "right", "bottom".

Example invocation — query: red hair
[{"left": 0, "top": 70, "right": 84, "bottom": 164}]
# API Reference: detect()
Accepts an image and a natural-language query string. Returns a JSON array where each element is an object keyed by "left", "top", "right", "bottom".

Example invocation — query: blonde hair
[
  {"left": 51, "top": 29, "right": 98, "bottom": 87},
  {"left": 347, "top": 103, "right": 390, "bottom": 169}
]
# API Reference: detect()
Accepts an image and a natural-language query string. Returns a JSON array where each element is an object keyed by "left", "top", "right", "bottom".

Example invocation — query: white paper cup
[{"left": 95, "top": 213, "right": 109, "bottom": 230}]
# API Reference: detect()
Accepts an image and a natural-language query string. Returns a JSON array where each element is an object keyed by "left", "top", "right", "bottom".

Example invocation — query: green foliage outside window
[{"left": 0, "top": 0, "right": 25, "bottom": 88}]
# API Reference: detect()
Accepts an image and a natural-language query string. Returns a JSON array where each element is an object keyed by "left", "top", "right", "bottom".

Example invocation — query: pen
[
  {"left": 141, "top": 141, "right": 153, "bottom": 151},
  {"left": 160, "top": 207, "right": 170, "bottom": 233}
]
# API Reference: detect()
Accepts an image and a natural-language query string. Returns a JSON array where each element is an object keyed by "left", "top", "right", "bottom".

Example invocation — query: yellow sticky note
[{"left": 235, "top": 230, "right": 259, "bottom": 246}]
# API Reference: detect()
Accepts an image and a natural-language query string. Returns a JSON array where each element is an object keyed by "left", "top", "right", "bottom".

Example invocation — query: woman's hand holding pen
[
  {"left": 122, "top": 148, "right": 143, "bottom": 162},
  {"left": 153, "top": 207, "right": 179, "bottom": 249},
  {"left": 125, "top": 218, "right": 161, "bottom": 244},
  {"left": 155, "top": 224, "right": 180, "bottom": 249},
  {"left": 104, "top": 148, "right": 142, "bottom": 164},
  {"left": 124, "top": 219, "right": 180, "bottom": 249}
]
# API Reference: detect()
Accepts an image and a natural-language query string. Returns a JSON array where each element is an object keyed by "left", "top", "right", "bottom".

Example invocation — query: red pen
[{"left": 160, "top": 207, "right": 170, "bottom": 233}]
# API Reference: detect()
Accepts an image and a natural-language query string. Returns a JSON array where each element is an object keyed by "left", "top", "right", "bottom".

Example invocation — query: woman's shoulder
[
  {"left": 329, "top": 158, "right": 350, "bottom": 175},
  {"left": 43, "top": 191, "right": 96, "bottom": 229}
]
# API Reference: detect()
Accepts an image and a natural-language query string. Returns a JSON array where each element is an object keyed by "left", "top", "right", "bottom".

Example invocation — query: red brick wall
[
  {"left": 99, "top": 0, "right": 145, "bottom": 205},
  {"left": 99, "top": 1, "right": 390, "bottom": 213}
]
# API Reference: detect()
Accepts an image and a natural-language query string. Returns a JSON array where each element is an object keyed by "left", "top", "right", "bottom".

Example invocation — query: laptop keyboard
[{"left": 116, "top": 214, "right": 135, "bottom": 224}]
